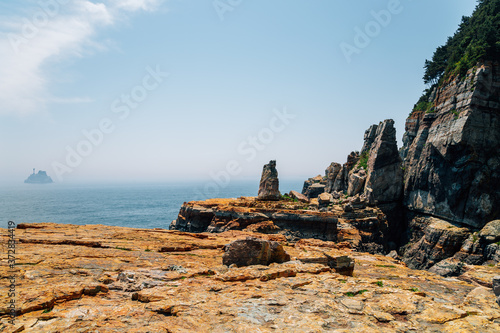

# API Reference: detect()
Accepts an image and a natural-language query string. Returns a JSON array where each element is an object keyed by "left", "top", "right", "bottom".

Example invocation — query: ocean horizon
[{"left": 1, "top": 179, "right": 304, "bottom": 230}]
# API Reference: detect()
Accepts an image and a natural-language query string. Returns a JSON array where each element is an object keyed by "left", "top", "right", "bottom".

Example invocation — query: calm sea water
[{"left": 0, "top": 180, "right": 303, "bottom": 229}]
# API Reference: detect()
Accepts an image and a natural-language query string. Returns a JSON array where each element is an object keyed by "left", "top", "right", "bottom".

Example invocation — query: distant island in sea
[{"left": 24, "top": 168, "right": 53, "bottom": 184}]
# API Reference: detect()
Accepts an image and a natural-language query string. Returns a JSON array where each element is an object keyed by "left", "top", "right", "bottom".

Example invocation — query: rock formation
[
  {"left": 222, "top": 237, "right": 290, "bottom": 267},
  {"left": 364, "top": 119, "right": 403, "bottom": 204},
  {"left": 401, "top": 62, "right": 500, "bottom": 228},
  {"left": 2, "top": 222, "right": 500, "bottom": 332},
  {"left": 399, "top": 62, "right": 500, "bottom": 269},
  {"left": 24, "top": 169, "right": 53, "bottom": 184},
  {"left": 257, "top": 160, "right": 280, "bottom": 200}
]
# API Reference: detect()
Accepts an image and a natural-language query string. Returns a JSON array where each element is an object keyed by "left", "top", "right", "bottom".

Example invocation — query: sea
[{"left": 0, "top": 180, "right": 304, "bottom": 230}]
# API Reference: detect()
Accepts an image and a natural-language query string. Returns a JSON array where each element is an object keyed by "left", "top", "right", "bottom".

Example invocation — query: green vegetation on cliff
[
  {"left": 414, "top": 0, "right": 499, "bottom": 112},
  {"left": 423, "top": 0, "right": 500, "bottom": 85}
]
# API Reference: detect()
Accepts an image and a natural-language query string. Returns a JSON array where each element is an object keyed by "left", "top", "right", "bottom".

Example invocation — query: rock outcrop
[
  {"left": 364, "top": 119, "right": 403, "bottom": 204},
  {"left": 2, "top": 222, "right": 500, "bottom": 332},
  {"left": 170, "top": 197, "right": 390, "bottom": 253},
  {"left": 402, "top": 62, "right": 500, "bottom": 228},
  {"left": 258, "top": 160, "right": 280, "bottom": 200}
]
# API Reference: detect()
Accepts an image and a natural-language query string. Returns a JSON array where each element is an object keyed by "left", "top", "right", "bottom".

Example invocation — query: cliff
[
  {"left": 2, "top": 223, "right": 500, "bottom": 332},
  {"left": 402, "top": 61, "right": 500, "bottom": 228}
]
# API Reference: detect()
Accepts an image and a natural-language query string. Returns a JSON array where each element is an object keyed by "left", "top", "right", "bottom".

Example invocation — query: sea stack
[{"left": 257, "top": 160, "right": 280, "bottom": 200}]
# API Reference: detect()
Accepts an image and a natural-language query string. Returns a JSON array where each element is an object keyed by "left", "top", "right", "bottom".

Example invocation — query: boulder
[
  {"left": 428, "top": 258, "right": 464, "bottom": 277},
  {"left": 222, "top": 237, "right": 290, "bottom": 267},
  {"left": 347, "top": 168, "right": 367, "bottom": 196},
  {"left": 324, "top": 254, "right": 355, "bottom": 276},
  {"left": 478, "top": 220, "right": 500, "bottom": 244},
  {"left": 288, "top": 190, "right": 309, "bottom": 203},
  {"left": 306, "top": 183, "right": 326, "bottom": 199},
  {"left": 318, "top": 192, "right": 333, "bottom": 207},
  {"left": 258, "top": 160, "right": 280, "bottom": 200},
  {"left": 302, "top": 175, "right": 324, "bottom": 195}
]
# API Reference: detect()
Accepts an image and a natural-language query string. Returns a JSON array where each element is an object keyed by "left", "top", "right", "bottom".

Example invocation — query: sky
[{"left": 0, "top": 0, "right": 478, "bottom": 184}]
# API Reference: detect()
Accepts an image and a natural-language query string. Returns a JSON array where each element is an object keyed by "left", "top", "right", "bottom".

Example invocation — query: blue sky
[{"left": 0, "top": 0, "right": 477, "bottom": 184}]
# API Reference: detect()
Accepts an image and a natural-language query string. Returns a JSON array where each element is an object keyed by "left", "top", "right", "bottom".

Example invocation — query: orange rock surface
[{"left": 1, "top": 223, "right": 500, "bottom": 332}]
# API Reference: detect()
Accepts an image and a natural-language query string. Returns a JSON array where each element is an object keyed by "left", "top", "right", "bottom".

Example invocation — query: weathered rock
[
  {"left": 288, "top": 190, "right": 309, "bottom": 203},
  {"left": 257, "top": 160, "right": 280, "bottom": 200},
  {"left": 361, "top": 124, "right": 378, "bottom": 153},
  {"left": 325, "top": 162, "right": 342, "bottom": 193},
  {"left": 402, "top": 217, "right": 470, "bottom": 270},
  {"left": 493, "top": 276, "right": 500, "bottom": 296},
  {"left": 324, "top": 254, "right": 355, "bottom": 276},
  {"left": 347, "top": 168, "right": 367, "bottom": 196},
  {"left": 222, "top": 237, "right": 290, "bottom": 267},
  {"left": 402, "top": 62, "right": 500, "bottom": 228},
  {"left": 317, "top": 192, "right": 332, "bottom": 207},
  {"left": 3, "top": 223, "right": 500, "bottom": 332},
  {"left": 428, "top": 258, "right": 464, "bottom": 277},
  {"left": 364, "top": 119, "right": 403, "bottom": 204},
  {"left": 306, "top": 183, "right": 325, "bottom": 199},
  {"left": 301, "top": 175, "right": 324, "bottom": 195},
  {"left": 479, "top": 220, "right": 500, "bottom": 244}
]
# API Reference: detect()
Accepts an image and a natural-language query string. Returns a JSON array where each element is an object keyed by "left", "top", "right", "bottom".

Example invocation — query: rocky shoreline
[{"left": 2, "top": 223, "right": 500, "bottom": 332}]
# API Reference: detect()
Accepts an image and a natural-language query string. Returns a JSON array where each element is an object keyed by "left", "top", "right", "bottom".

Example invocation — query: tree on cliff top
[{"left": 423, "top": 0, "right": 500, "bottom": 85}]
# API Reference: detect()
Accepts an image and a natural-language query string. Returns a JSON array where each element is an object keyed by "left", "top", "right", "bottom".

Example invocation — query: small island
[{"left": 24, "top": 168, "right": 54, "bottom": 184}]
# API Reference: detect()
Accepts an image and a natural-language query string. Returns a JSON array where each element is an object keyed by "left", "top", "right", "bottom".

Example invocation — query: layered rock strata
[{"left": 1, "top": 223, "right": 500, "bottom": 332}]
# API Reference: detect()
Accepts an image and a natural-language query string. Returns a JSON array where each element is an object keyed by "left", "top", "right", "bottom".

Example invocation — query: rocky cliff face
[
  {"left": 402, "top": 61, "right": 500, "bottom": 228},
  {"left": 399, "top": 61, "right": 500, "bottom": 269}
]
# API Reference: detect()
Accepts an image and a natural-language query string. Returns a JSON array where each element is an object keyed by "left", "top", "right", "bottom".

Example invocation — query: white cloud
[{"left": 0, "top": 0, "right": 163, "bottom": 116}]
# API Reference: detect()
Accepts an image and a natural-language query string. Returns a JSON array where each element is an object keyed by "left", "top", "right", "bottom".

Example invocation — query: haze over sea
[{"left": 1, "top": 180, "right": 303, "bottom": 229}]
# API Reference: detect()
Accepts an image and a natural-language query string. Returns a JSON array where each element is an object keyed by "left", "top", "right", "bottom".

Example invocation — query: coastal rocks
[
  {"left": 258, "top": 160, "right": 280, "bottom": 200},
  {"left": 317, "top": 192, "right": 333, "bottom": 207},
  {"left": 364, "top": 119, "right": 403, "bottom": 204},
  {"left": 402, "top": 62, "right": 500, "bottom": 228},
  {"left": 302, "top": 175, "right": 325, "bottom": 197},
  {"left": 306, "top": 183, "right": 326, "bottom": 199},
  {"left": 325, "top": 162, "right": 342, "bottom": 193},
  {"left": 361, "top": 124, "right": 378, "bottom": 153},
  {"left": 222, "top": 237, "right": 290, "bottom": 267},
  {"left": 4, "top": 222, "right": 500, "bottom": 332},
  {"left": 324, "top": 254, "right": 355, "bottom": 276},
  {"left": 288, "top": 190, "right": 309, "bottom": 203},
  {"left": 347, "top": 168, "right": 366, "bottom": 196},
  {"left": 402, "top": 216, "right": 470, "bottom": 270}
]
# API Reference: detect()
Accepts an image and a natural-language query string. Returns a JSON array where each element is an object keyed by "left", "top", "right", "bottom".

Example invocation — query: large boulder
[
  {"left": 364, "top": 119, "right": 403, "bottom": 203},
  {"left": 347, "top": 168, "right": 367, "bottom": 196},
  {"left": 306, "top": 183, "right": 326, "bottom": 199},
  {"left": 222, "top": 237, "right": 290, "bottom": 267},
  {"left": 258, "top": 160, "right": 280, "bottom": 200}
]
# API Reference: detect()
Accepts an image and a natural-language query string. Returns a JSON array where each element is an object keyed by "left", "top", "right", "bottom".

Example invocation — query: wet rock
[{"left": 222, "top": 237, "right": 290, "bottom": 267}]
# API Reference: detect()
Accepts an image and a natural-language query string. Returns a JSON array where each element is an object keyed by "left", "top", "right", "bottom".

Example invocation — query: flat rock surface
[{"left": 2, "top": 223, "right": 500, "bottom": 332}]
